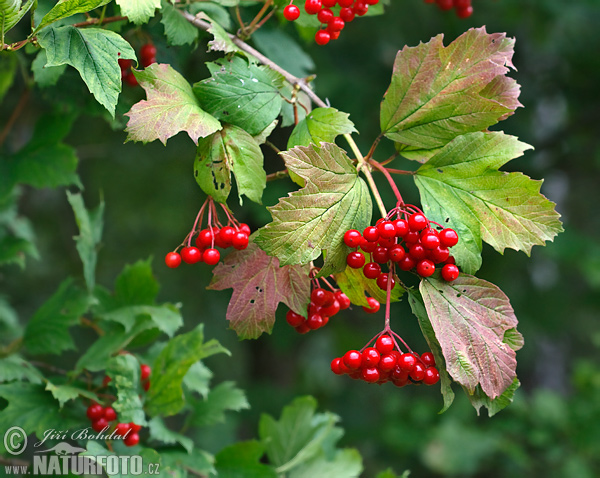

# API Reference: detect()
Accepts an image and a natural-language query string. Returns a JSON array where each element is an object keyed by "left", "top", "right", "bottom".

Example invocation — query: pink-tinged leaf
[
  {"left": 208, "top": 242, "right": 310, "bottom": 339},
  {"left": 381, "top": 27, "right": 520, "bottom": 152},
  {"left": 124, "top": 63, "right": 221, "bottom": 145},
  {"left": 479, "top": 75, "right": 523, "bottom": 121},
  {"left": 420, "top": 274, "right": 519, "bottom": 399}
]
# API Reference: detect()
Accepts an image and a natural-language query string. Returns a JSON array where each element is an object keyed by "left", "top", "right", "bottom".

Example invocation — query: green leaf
[
  {"left": 254, "top": 143, "right": 372, "bottom": 277},
  {"left": 465, "top": 377, "right": 520, "bottom": 417},
  {"left": 208, "top": 242, "right": 311, "bottom": 339},
  {"left": 503, "top": 327, "right": 524, "bottom": 351},
  {"left": 115, "top": 0, "right": 161, "bottom": 25},
  {"left": 148, "top": 416, "right": 194, "bottom": 452},
  {"left": 183, "top": 361, "right": 213, "bottom": 398},
  {"left": 100, "top": 304, "right": 183, "bottom": 338},
  {"left": 67, "top": 191, "right": 104, "bottom": 293},
  {"left": 160, "top": 1, "right": 198, "bottom": 45},
  {"left": 0, "top": 0, "right": 35, "bottom": 34},
  {"left": 0, "top": 52, "right": 17, "bottom": 102},
  {"left": 31, "top": 49, "right": 67, "bottom": 87},
  {"left": 288, "top": 449, "right": 362, "bottom": 478},
  {"left": 125, "top": 63, "right": 221, "bottom": 145},
  {"left": 35, "top": 0, "right": 112, "bottom": 33},
  {"left": 414, "top": 132, "right": 563, "bottom": 274},
  {"left": 146, "top": 325, "right": 229, "bottom": 417},
  {"left": 420, "top": 274, "right": 519, "bottom": 399},
  {"left": 194, "top": 56, "right": 284, "bottom": 136},
  {"left": 213, "top": 441, "right": 278, "bottom": 478},
  {"left": 113, "top": 258, "right": 159, "bottom": 306},
  {"left": 162, "top": 449, "right": 215, "bottom": 477},
  {"left": 187, "top": 381, "right": 249, "bottom": 427},
  {"left": 45, "top": 382, "right": 98, "bottom": 408},
  {"left": 194, "top": 11, "right": 238, "bottom": 53},
  {"left": 0, "top": 383, "right": 80, "bottom": 454},
  {"left": 37, "top": 26, "right": 136, "bottom": 117},
  {"left": 380, "top": 28, "right": 520, "bottom": 151},
  {"left": 194, "top": 123, "right": 266, "bottom": 204},
  {"left": 407, "top": 289, "right": 455, "bottom": 413},
  {"left": 335, "top": 265, "right": 403, "bottom": 307},
  {"left": 23, "top": 277, "right": 91, "bottom": 356},
  {"left": 376, "top": 469, "right": 411, "bottom": 478},
  {"left": 0, "top": 190, "right": 38, "bottom": 267},
  {"left": 287, "top": 107, "right": 356, "bottom": 149},
  {"left": 0, "top": 356, "right": 43, "bottom": 384},
  {"left": 107, "top": 354, "right": 146, "bottom": 425}
]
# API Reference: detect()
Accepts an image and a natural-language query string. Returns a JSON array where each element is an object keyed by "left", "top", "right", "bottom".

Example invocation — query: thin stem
[
  {"left": 80, "top": 317, "right": 105, "bottom": 336},
  {"left": 188, "top": 199, "right": 209, "bottom": 246},
  {"left": 29, "top": 360, "right": 69, "bottom": 375},
  {"left": 384, "top": 263, "right": 394, "bottom": 329},
  {"left": 246, "top": 0, "right": 273, "bottom": 35},
  {"left": 71, "top": 15, "right": 128, "bottom": 28},
  {"left": 235, "top": 5, "right": 245, "bottom": 31},
  {"left": 369, "top": 160, "right": 404, "bottom": 205},
  {"left": 364, "top": 133, "right": 383, "bottom": 161},
  {"left": 0, "top": 87, "right": 29, "bottom": 147},
  {"left": 264, "top": 140, "right": 281, "bottom": 154},
  {"left": 385, "top": 168, "right": 414, "bottom": 175},
  {"left": 266, "top": 169, "right": 289, "bottom": 182}
]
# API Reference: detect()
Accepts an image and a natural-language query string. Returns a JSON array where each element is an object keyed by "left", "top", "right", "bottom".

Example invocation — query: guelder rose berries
[{"left": 426, "top": 0, "right": 474, "bottom": 18}]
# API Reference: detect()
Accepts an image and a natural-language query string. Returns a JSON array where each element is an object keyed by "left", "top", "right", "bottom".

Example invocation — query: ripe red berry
[
  {"left": 363, "top": 262, "right": 381, "bottom": 279},
  {"left": 124, "top": 432, "right": 140, "bottom": 447},
  {"left": 328, "top": 16, "right": 345, "bottom": 31},
  {"left": 430, "top": 246, "right": 450, "bottom": 263},
  {"left": 398, "top": 353, "right": 417, "bottom": 372},
  {"left": 420, "top": 352, "right": 436, "bottom": 367},
  {"left": 441, "top": 263, "right": 460, "bottom": 281},
  {"left": 393, "top": 219, "right": 409, "bottom": 237},
  {"left": 388, "top": 245, "right": 405, "bottom": 262},
  {"left": 346, "top": 251, "right": 365, "bottom": 268},
  {"left": 398, "top": 255, "right": 417, "bottom": 271},
  {"left": 361, "top": 367, "right": 380, "bottom": 383},
  {"left": 375, "top": 334, "right": 394, "bottom": 354},
  {"left": 424, "top": 367, "right": 440, "bottom": 385},
  {"left": 283, "top": 4, "right": 301, "bottom": 21},
  {"left": 140, "top": 364, "right": 151, "bottom": 381},
  {"left": 334, "top": 290, "right": 351, "bottom": 309},
  {"left": 421, "top": 232, "right": 440, "bottom": 250},
  {"left": 87, "top": 404, "right": 104, "bottom": 421},
  {"left": 232, "top": 232, "right": 249, "bottom": 250},
  {"left": 353, "top": 2, "right": 368, "bottom": 15},
  {"left": 339, "top": 7, "right": 355, "bottom": 22},
  {"left": 306, "top": 313, "right": 324, "bottom": 329},
  {"left": 237, "top": 223, "right": 251, "bottom": 235},
  {"left": 140, "top": 43, "right": 157, "bottom": 62},
  {"left": 196, "top": 229, "right": 214, "bottom": 248},
  {"left": 165, "top": 251, "right": 181, "bottom": 268},
  {"left": 331, "top": 357, "right": 344, "bottom": 375},
  {"left": 143, "top": 380, "right": 151, "bottom": 391},
  {"left": 114, "top": 422, "right": 131, "bottom": 436},
  {"left": 295, "top": 323, "right": 311, "bottom": 334},
  {"left": 408, "top": 213, "right": 428, "bottom": 231},
  {"left": 343, "top": 350, "right": 363, "bottom": 370},
  {"left": 362, "top": 347, "right": 381, "bottom": 367},
  {"left": 439, "top": 228, "right": 459, "bottom": 247},
  {"left": 455, "top": 5, "right": 473, "bottom": 18},
  {"left": 376, "top": 273, "right": 395, "bottom": 291},
  {"left": 103, "top": 407, "right": 117, "bottom": 421},
  {"left": 305, "top": 0, "right": 322, "bottom": 14},
  {"left": 321, "top": 300, "right": 340, "bottom": 317},
  {"left": 454, "top": 0, "right": 471, "bottom": 6},
  {"left": 409, "top": 243, "right": 427, "bottom": 260},
  {"left": 370, "top": 246, "right": 387, "bottom": 264},
  {"left": 203, "top": 248, "right": 220, "bottom": 265},
  {"left": 317, "top": 7, "right": 334, "bottom": 23},
  {"left": 181, "top": 246, "right": 202, "bottom": 264},
  {"left": 311, "top": 288, "right": 328, "bottom": 306},
  {"left": 362, "top": 297, "right": 380, "bottom": 313},
  {"left": 436, "top": 0, "right": 453, "bottom": 10},
  {"left": 123, "top": 72, "right": 138, "bottom": 86},
  {"left": 410, "top": 362, "right": 426, "bottom": 382},
  {"left": 416, "top": 259, "right": 436, "bottom": 277},
  {"left": 378, "top": 353, "right": 398, "bottom": 372},
  {"left": 363, "top": 226, "right": 379, "bottom": 242},
  {"left": 91, "top": 418, "right": 109, "bottom": 432},
  {"left": 130, "top": 423, "right": 142, "bottom": 433},
  {"left": 218, "top": 226, "right": 236, "bottom": 247},
  {"left": 286, "top": 309, "right": 305, "bottom": 327},
  {"left": 343, "top": 229, "right": 362, "bottom": 248},
  {"left": 338, "top": 0, "right": 353, "bottom": 6}
]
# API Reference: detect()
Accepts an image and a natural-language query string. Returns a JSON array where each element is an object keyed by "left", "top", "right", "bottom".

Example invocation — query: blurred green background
[{"left": 2, "top": 0, "right": 600, "bottom": 476}]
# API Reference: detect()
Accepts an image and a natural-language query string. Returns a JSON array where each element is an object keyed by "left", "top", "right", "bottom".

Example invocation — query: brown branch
[
  {"left": 266, "top": 169, "right": 289, "bottom": 181},
  {"left": 0, "top": 88, "right": 30, "bottom": 147},
  {"left": 72, "top": 15, "right": 128, "bottom": 28},
  {"left": 80, "top": 317, "right": 105, "bottom": 336}
]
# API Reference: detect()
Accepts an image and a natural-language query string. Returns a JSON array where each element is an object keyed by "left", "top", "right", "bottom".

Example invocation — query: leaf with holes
[
  {"left": 208, "top": 242, "right": 310, "bottom": 339},
  {"left": 415, "top": 132, "right": 562, "bottom": 274},
  {"left": 420, "top": 274, "right": 519, "bottom": 399},
  {"left": 254, "top": 143, "right": 372, "bottom": 277}
]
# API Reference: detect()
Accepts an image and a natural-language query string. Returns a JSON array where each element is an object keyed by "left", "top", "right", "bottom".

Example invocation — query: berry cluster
[
  {"left": 344, "top": 207, "right": 460, "bottom": 282},
  {"left": 118, "top": 43, "right": 157, "bottom": 87},
  {"left": 330, "top": 333, "right": 440, "bottom": 386},
  {"left": 283, "top": 0, "right": 380, "bottom": 45},
  {"left": 425, "top": 0, "right": 474, "bottom": 18},
  {"left": 286, "top": 286, "right": 351, "bottom": 333},
  {"left": 165, "top": 197, "right": 250, "bottom": 269}
]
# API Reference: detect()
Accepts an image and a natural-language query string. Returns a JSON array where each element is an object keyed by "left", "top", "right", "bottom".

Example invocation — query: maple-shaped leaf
[
  {"left": 115, "top": 0, "right": 160, "bottom": 25},
  {"left": 254, "top": 142, "right": 372, "bottom": 277},
  {"left": 208, "top": 242, "right": 310, "bottom": 339},
  {"left": 125, "top": 63, "right": 221, "bottom": 145},
  {"left": 414, "top": 131, "right": 563, "bottom": 274},
  {"left": 380, "top": 27, "right": 521, "bottom": 153},
  {"left": 420, "top": 274, "right": 519, "bottom": 399}
]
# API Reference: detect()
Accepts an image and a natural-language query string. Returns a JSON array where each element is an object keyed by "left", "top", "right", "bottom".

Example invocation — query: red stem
[{"left": 369, "top": 160, "right": 404, "bottom": 205}]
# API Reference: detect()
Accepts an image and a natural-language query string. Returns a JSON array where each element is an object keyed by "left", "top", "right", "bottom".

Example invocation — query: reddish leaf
[
  {"left": 208, "top": 243, "right": 310, "bottom": 339},
  {"left": 420, "top": 274, "right": 519, "bottom": 399}
]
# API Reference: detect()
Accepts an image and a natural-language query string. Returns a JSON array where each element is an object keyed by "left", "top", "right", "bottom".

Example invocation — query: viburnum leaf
[
  {"left": 420, "top": 274, "right": 519, "bottom": 399},
  {"left": 186, "top": 381, "right": 249, "bottom": 427},
  {"left": 193, "top": 56, "right": 284, "bottom": 136},
  {"left": 287, "top": 107, "right": 356, "bottom": 149},
  {"left": 37, "top": 26, "right": 136, "bottom": 117},
  {"left": 160, "top": 1, "right": 198, "bottom": 46},
  {"left": 198, "top": 12, "right": 240, "bottom": 54},
  {"left": 254, "top": 143, "right": 372, "bottom": 277},
  {"left": 334, "top": 266, "right": 403, "bottom": 307},
  {"left": 45, "top": 382, "right": 98, "bottom": 409},
  {"left": 415, "top": 132, "right": 562, "bottom": 274},
  {"left": 115, "top": 0, "right": 161, "bottom": 25},
  {"left": 194, "top": 123, "right": 266, "bottom": 204},
  {"left": 380, "top": 27, "right": 520, "bottom": 152},
  {"left": 288, "top": 449, "right": 362, "bottom": 478},
  {"left": 161, "top": 449, "right": 215, "bottom": 477},
  {"left": 465, "top": 377, "right": 520, "bottom": 417},
  {"left": 148, "top": 416, "right": 194, "bottom": 453},
  {"left": 208, "top": 242, "right": 311, "bottom": 339},
  {"left": 0, "top": 0, "right": 35, "bottom": 34},
  {"left": 34, "top": 0, "right": 112, "bottom": 33},
  {"left": 214, "top": 441, "right": 278, "bottom": 478},
  {"left": 125, "top": 63, "right": 221, "bottom": 145},
  {"left": 107, "top": 354, "right": 147, "bottom": 425},
  {"left": 0, "top": 356, "right": 43, "bottom": 384}
]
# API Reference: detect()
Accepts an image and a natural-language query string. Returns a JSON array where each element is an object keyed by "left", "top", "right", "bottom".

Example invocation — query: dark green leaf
[
  {"left": 160, "top": 0, "right": 198, "bottom": 45},
  {"left": 100, "top": 304, "right": 183, "bottom": 338},
  {"left": 183, "top": 361, "right": 213, "bottom": 398},
  {"left": 0, "top": 0, "right": 35, "bottom": 34},
  {"left": 0, "top": 356, "right": 43, "bottom": 384},
  {"left": 187, "top": 381, "right": 249, "bottom": 427},
  {"left": 114, "top": 258, "right": 159, "bottom": 306},
  {"left": 45, "top": 382, "right": 99, "bottom": 408},
  {"left": 162, "top": 449, "right": 215, "bottom": 477},
  {"left": 148, "top": 416, "right": 194, "bottom": 452},
  {"left": 252, "top": 27, "right": 314, "bottom": 78},
  {"left": 213, "top": 441, "right": 278, "bottom": 478},
  {"left": 31, "top": 50, "right": 67, "bottom": 87}
]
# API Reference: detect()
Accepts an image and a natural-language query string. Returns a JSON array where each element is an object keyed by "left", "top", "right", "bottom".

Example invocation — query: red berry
[
  {"left": 362, "top": 297, "right": 380, "bottom": 313},
  {"left": 321, "top": 300, "right": 340, "bottom": 317},
  {"left": 363, "top": 262, "right": 381, "bottom": 279},
  {"left": 436, "top": 0, "right": 453, "bottom": 10},
  {"left": 165, "top": 251, "right": 182, "bottom": 268},
  {"left": 91, "top": 418, "right": 109, "bottom": 432},
  {"left": 376, "top": 273, "right": 395, "bottom": 291},
  {"left": 378, "top": 353, "right": 397, "bottom": 372},
  {"left": 398, "top": 255, "right": 417, "bottom": 271},
  {"left": 454, "top": 0, "right": 471, "bottom": 6},
  {"left": 304, "top": 0, "right": 322, "bottom": 14},
  {"left": 118, "top": 58, "right": 132, "bottom": 70},
  {"left": 408, "top": 213, "right": 428, "bottom": 231},
  {"left": 392, "top": 365, "right": 409, "bottom": 382},
  {"left": 143, "top": 380, "right": 150, "bottom": 391},
  {"left": 404, "top": 230, "right": 420, "bottom": 244},
  {"left": 283, "top": 4, "right": 301, "bottom": 21},
  {"left": 114, "top": 422, "right": 131, "bottom": 436},
  {"left": 360, "top": 238, "right": 377, "bottom": 253},
  {"left": 286, "top": 309, "right": 305, "bottom": 327},
  {"left": 455, "top": 5, "right": 473, "bottom": 17},
  {"left": 328, "top": 16, "right": 345, "bottom": 31},
  {"left": 375, "top": 334, "right": 394, "bottom": 354},
  {"left": 416, "top": 259, "right": 435, "bottom": 277},
  {"left": 361, "top": 367, "right": 380, "bottom": 383},
  {"left": 181, "top": 246, "right": 202, "bottom": 264},
  {"left": 218, "top": 226, "right": 236, "bottom": 247},
  {"left": 343, "top": 350, "right": 362, "bottom": 370},
  {"left": 343, "top": 229, "right": 362, "bottom": 248},
  {"left": 311, "top": 288, "right": 328, "bottom": 306},
  {"left": 295, "top": 323, "right": 311, "bottom": 334},
  {"left": 388, "top": 245, "right": 405, "bottom": 262},
  {"left": 377, "top": 221, "right": 396, "bottom": 238},
  {"left": 424, "top": 367, "right": 440, "bottom": 385},
  {"left": 409, "top": 243, "right": 427, "bottom": 260},
  {"left": 130, "top": 423, "right": 142, "bottom": 433},
  {"left": 372, "top": 246, "right": 389, "bottom": 264},
  {"left": 103, "top": 407, "right": 117, "bottom": 421},
  {"left": 363, "top": 226, "right": 380, "bottom": 242},
  {"left": 140, "top": 44, "right": 157, "bottom": 62},
  {"left": 430, "top": 246, "right": 450, "bottom": 264},
  {"left": 398, "top": 353, "right": 417, "bottom": 372},
  {"left": 87, "top": 404, "right": 104, "bottom": 421},
  {"left": 123, "top": 71, "right": 138, "bottom": 86},
  {"left": 239, "top": 223, "right": 252, "bottom": 235},
  {"left": 124, "top": 432, "right": 140, "bottom": 447},
  {"left": 444, "top": 256, "right": 456, "bottom": 265},
  {"left": 322, "top": 0, "right": 336, "bottom": 5},
  {"left": 338, "top": 0, "right": 353, "bottom": 6},
  {"left": 353, "top": 2, "right": 368, "bottom": 15},
  {"left": 334, "top": 290, "right": 351, "bottom": 309},
  {"left": 439, "top": 228, "right": 459, "bottom": 247},
  {"left": 317, "top": 7, "right": 334, "bottom": 23},
  {"left": 339, "top": 7, "right": 355, "bottom": 22},
  {"left": 420, "top": 232, "right": 440, "bottom": 250},
  {"left": 232, "top": 232, "right": 249, "bottom": 250},
  {"left": 421, "top": 352, "right": 436, "bottom": 367},
  {"left": 331, "top": 357, "right": 344, "bottom": 375},
  {"left": 346, "top": 251, "right": 365, "bottom": 268},
  {"left": 140, "top": 364, "right": 151, "bottom": 381},
  {"left": 203, "top": 248, "right": 220, "bottom": 265},
  {"left": 196, "top": 229, "right": 214, "bottom": 248},
  {"left": 362, "top": 347, "right": 380, "bottom": 367},
  {"left": 441, "top": 263, "right": 460, "bottom": 282},
  {"left": 306, "top": 313, "right": 324, "bottom": 329},
  {"left": 102, "top": 375, "right": 112, "bottom": 387},
  {"left": 410, "top": 362, "right": 426, "bottom": 382}
]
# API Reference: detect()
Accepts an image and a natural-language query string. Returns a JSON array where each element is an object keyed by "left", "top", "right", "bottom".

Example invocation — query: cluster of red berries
[
  {"left": 425, "top": 0, "right": 474, "bottom": 18},
  {"left": 331, "top": 333, "right": 440, "bottom": 386},
  {"left": 283, "top": 0, "right": 380, "bottom": 45},
  {"left": 118, "top": 43, "right": 157, "bottom": 86},
  {"left": 285, "top": 286, "right": 351, "bottom": 333},
  {"left": 344, "top": 209, "right": 460, "bottom": 282}
]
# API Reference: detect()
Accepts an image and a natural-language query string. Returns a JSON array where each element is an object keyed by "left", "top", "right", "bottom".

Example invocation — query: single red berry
[
  {"left": 102, "top": 375, "right": 112, "bottom": 387},
  {"left": 416, "top": 259, "right": 436, "bottom": 277},
  {"left": 343, "top": 229, "right": 363, "bottom": 248},
  {"left": 424, "top": 367, "right": 440, "bottom": 385},
  {"left": 455, "top": 5, "right": 473, "bottom": 17},
  {"left": 286, "top": 309, "right": 305, "bottom": 327},
  {"left": 388, "top": 245, "right": 405, "bottom": 262},
  {"left": 361, "top": 367, "right": 380, "bottom": 383},
  {"left": 393, "top": 375, "right": 409, "bottom": 387},
  {"left": 346, "top": 251, "right": 365, "bottom": 268},
  {"left": 196, "top": 228, "right": 215, "bottom": 248},
  {"left": 123, "top": 71, "right": 139, "bottom": 86},
  {"left": 360, "top": 238, "right": 377, "bottom": 253},
  {"left": 421, "top": 352, "right": 436, "bottom": 367},
  {"left": 378, "top": 353, "right": 397, "bottom": 372},
  {"left": 363, "top": 262, "right": 381, "bottom": 279},
  {"left": 311, "top": 287, "right": 328, "bottom": 306},
  {"left": 203, "top": 248, "right": 220, "bottom": 265},
  {"left": 140, "top": 44, "right": 157, "bottom": 62},
  {"left": 165, "top": 251, "right": 182, "bottom": 268},
  {"left": 181, "top": 246, "right": 202, "bottom": 264},
  {"left": 328, "top": 16, "right": 345, "bottom": 31},
  {"left": 430, "top": 246, "right": 450, "bottom": 263},
  {"left": 362, "top": 347, "right": 381, "bottom": 367},
  {"left": 238, "top": 223, "right": 251, "bottom": 235},
  {"left": 334, "top": 290, "right": 351, "bottom": 309},
  {"left": 143, "top": 380, "right": 151, "bottom": 391},
  {"left": 454, "top": 0, "right": 471, "bottom": 7},
  {"left": 398, "top": 255, "right": 417, "bottom": 271},
  {"left": 398, "top": 353, "right": 417, "bottom": 372},
  {"left": 103, "top": 407, "right": 117, "bottom": 422},
  {"left": 436, "top": 0, "right": 453, "bottom": 10},
  {"left": 338, "top": 0, "right": 353, "bottom": 6},
  {"left": 441, "top": 263, "right": 460, "bottom": 281},
  {"left": 218, "top": 226, "right": 236, "bottom": 247},
  {"left": 393, "top": 219, "right": 409, "bottom": 237},
  {"left": 362, "top": 297, "right": 380, "bottom": 313},
  {"left": 306, "top": 313, "right": 324, "bottom": 329},
  {"left": 421, "top": 232, "right": 440, "bottom": 250},
  {"left": 353, "top": 1, "right": 368, "bottom": 15},
  {"left": 118, "top": 58, "right": 132, "bottom": 70},
  {"left": 91, "top": 418, "right": 109, "bottom": 432},
  {"left": 232, "top": 232, "right": 249, "bottom": 250},
  {"left": 317, "top": 7, "right": 334, "bottom": 23},
  {"left": 295, "top": 323, "right": 311, "bottom": 334},
  {"left": 339, "top": 7, "right": 355, "bottom": 22},
  {"left": 283, "top": 4, "right": 301, "bottom": 21},
  {"left": 87, "top": 404, "right": 104, "bottom": 421},
  {"left": 124, "top": 432, "right": 140, "bottom": 447},
  {"left": 444, "top": 256, "right": 456, "bottom": 265},
  {"left": 331, "top": 357, "right": 344, "bottom": 375},
  {"left": 140, "top": 364, "right": 151, "bottom": 381},
  {"left": 408, "top": 213, "right": 428, "bottom": 231},
  {"left": 321, "top": 300, "right": 340, "bottom": 317},
  {"left": 376, "top": 273, "right": 395, "bottom": 291},
  {"left": 410, "top": 362, "right": 426, "bottom": 382},
  {"left": 371, "top": 246, "right": 388, "bottom": 264},
  {"left": 305, "top": 0, "right": 322, "bottom": 14},
  {"left": 404, "top": 230, "right": 420, "bottom": 244},
  {"left": 129, "top": 423, "right": 142, "bottom": 433},
  {"left": 363, "top": 226, "right": 380, "bottom": 242},
  {"left": 376, "top": 334, "right": 394, "bottom": 354},
  {"left": 114, "top": 422, "right": 131, "bottom": 436},
  {"left": 409, "top": 243, "right": 427, "bottom": 260},
  {"left": 343, "top": 350, "right": 363, "bottom": 370},
  {"left": 439, "top": 228, "right": 459, "bottom": 247},
  {"left": 392, "top": 365, "right": 409, "bottom": 382},
  {"left": 322, "top": 0, "right": 336, "bottom": 5}
]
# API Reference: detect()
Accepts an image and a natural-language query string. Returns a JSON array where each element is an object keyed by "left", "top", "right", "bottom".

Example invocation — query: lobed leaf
[
  {"left": 107, "top": 354, "right": 146, "bottom": 425},
  {"left": 214, "top": 441, "right": 278, "bottom": 478},
  {"left": 0, "top": 356, "right": 43, "bottom": 384},
  {"left": 335, "top": 266, "right": 403, "bottom": 307},
  {"left": 186, "top": 381, "right": 249, "bottom": 427},
  {"left": 45, "top": 382, "right": 98, "bottom": 408},
  {"left": 287, "top": 107, "right": 356, "bottom": 149},
  {"left": 208, "top": 242, "right": 311, "bottom": 339},
  {"left": 35, "top": 0, "right": 112, "bottom": 33},
  {"left": 148, "top": 416, "right": 194, "bottom": 453},
  {"left": 160, "top": 0, "right": 198, "bottom": 46},
  {"left": 115, "top": 0, "right": 161, "bottom": 25},
  {"left": 465, "top": 377, "right": 520, "bottom": 417}
]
